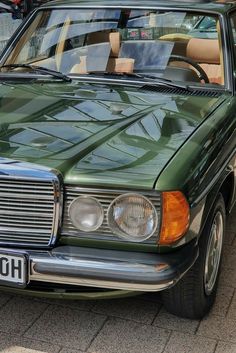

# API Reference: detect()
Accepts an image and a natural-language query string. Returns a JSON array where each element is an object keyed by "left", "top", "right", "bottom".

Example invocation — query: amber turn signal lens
[{"left": 159, "top": 191, "right": 190, "bottom": 245}]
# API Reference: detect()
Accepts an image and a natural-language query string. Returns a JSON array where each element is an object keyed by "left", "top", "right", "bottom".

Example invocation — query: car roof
[{"left": 43, "top": 0, "right": 236, "bottom": 14}]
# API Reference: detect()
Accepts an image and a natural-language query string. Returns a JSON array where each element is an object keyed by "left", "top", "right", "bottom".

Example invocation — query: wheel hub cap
[{"left": 204, "top": 211, "right": 223, "bottom": 296}]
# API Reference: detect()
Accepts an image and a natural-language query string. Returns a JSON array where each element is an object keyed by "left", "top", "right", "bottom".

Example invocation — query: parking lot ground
[{"left": 0, "top": 208, "right": 236, "bottom": 353}]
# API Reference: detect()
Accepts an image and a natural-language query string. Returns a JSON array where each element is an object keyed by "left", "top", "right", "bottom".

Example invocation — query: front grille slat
[
  {"left": 0, "top": 176, "right": 58, "bottom": 247},
  {"left": 0, "top": 192, "right": 53, "bottom": 199},
  {"left": 0, "top": 209, "right": 53, "bottom": 217},
  {"left": 0, "top": 216, "right": 52, "bottom": 224},
  {"left": 0, "top": 185, "right": 54, "bottom": 190},
  {"left": 0, "top": 226, "right": 52, "bottom": 233},
  {"left": 0, "top": 200, "right": 54, "bottom": 207},
  {"left": 62, "top": 187, "right": 161, "bottom": 243}
]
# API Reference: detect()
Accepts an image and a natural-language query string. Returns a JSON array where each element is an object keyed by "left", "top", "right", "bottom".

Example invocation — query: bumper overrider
[{"left": 0, "top": 241, "right": 198, "bottom": 292}]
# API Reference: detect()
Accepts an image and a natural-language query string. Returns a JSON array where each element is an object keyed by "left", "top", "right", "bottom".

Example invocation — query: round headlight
[
  {"left": 108, "top": 193, "right": 158, "bottom": 242},
  {"left": 69, "top": 196, "right": 104, "bottom": 232}
]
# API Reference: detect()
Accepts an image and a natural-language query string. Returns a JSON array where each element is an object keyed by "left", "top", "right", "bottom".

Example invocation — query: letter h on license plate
[{"left": 0, "top": 251, "right": 28, "bottom": 287}]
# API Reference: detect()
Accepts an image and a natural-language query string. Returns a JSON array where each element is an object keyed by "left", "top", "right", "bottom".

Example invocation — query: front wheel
[{"left": 162, "top": 193, "right": 225, "bottom": 319}]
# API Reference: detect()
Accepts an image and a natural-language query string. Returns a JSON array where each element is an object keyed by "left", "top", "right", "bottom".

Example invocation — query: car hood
[{"left": 0, "top": 81, "right": 225, "bottom": 189}]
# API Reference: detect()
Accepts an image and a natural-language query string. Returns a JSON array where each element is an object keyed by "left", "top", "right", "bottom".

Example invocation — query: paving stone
[
  {"left": 88, "top": 317, "right": 170, "bottom": 353},
  {"left": 0, "top": 332, "right": 60, "bottom": 353},
  {"left": 59, "top": 350, "right": 85, "bottom": 353},
  {"left": 226, "top": 210, "right": 236, "bottom": 230},
  {"left": 226, "top": 214, "right": 236, "bottom": 230},
  {"left": 92, "top": 298, "right": 160, "bottom": 324},
  {"left": 226, "top": 291, "right": 236, "bottom": 320},
  {"left": 219, "top": 268, "right": 236, "bottom": 289},
  {"left": 153, "top": 307, "right": 199, "bottom": 334},
  {"left": 24, "top": 305, "right": 107, "bottom": 351},
  {"left": 0, "top": 297, "right": 48, "bottom": 335},
  {"left": 232, "top": 236, "right": 236, "bottom": 247},
  {"left": 215, "top": 341, "right": 236, "bottom": 353},
  {"left": 225, "top": 213, "right": 236, "bottom": 244},
  {"left": 13, "top": 293, "right": 95, "bottom": 312},
  {"left": 197, "top": 314, "right": 236, "bottom": 342},
  {"left": 33, "top": 298, "right": 95, "bottom": 312},
  {"left": 224, "top": 231, "right": 235, "bottom": 245},
  {"left": 0, "top": 292, "right": 12, "bottom": 307},
  {"left": 13, "top": 294, "right": 94, "bottom": 312},
  {"left": 223, "top": 248, "right": 232, "bottom": 270},
  {"left": 225, "top": 222, "right": 236, "bottom": 235},
  {"left": 222, "top": 245, "right": 236, "bottom": 269},
  {"left": 210, "top": 286, "right": 234, "bottom": 317},
  {"left": 163, "top": 332, "right": 216, "bottom": 353}
]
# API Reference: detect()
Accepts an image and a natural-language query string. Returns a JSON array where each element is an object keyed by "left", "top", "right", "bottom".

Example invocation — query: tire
[{"left": 162, "top": 193, "right": 226, "bottom": 319}]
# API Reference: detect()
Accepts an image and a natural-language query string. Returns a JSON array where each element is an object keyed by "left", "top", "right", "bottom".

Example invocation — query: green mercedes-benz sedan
[{"left": 0, "top": 0, "right": 235, "bottom": 319}]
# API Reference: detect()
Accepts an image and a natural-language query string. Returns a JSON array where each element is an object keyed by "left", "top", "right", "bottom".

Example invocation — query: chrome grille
[
  {"left": 0, "top": 178, "right": 58, "bottom": 247},
  {"left": 62, "top": 186, "right": 161, "bottom": 243}
]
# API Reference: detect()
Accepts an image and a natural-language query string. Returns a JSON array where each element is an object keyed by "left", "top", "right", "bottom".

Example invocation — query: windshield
[{"left": 3, "top": 8, "right": 224, "bottom": 85}]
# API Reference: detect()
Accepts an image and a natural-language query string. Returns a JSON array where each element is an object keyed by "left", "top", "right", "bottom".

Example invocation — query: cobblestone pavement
[{"left": 0, "top": 209, "right": 236, "bottom": 353}]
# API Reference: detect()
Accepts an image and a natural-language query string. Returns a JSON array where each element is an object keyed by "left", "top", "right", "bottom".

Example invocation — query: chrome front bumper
[{"left": 22, "top": 242, "right": 199, "bottom": 292}]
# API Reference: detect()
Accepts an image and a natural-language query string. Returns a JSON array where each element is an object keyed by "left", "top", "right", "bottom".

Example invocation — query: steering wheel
[{"left": 169, "top": 55, "right": 209, "bottom": 84}]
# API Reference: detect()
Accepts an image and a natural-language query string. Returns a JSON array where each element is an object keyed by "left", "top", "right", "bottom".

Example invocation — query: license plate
[{"left": 0, "top": 252, "right": 28, "bottom": 288}]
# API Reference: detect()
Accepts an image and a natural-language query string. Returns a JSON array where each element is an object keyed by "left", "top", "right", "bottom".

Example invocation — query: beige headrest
[
  {"left": 86, "top": 31, "right": 120, "bottom": 58},
  {"left": 107, "top": 58, "right": 134, "bottom": 73},
  {"left": 187, "top": 38, "right": 220, "bottom": 64},
  {"left": 109, "top": 32, "right": 120, "bottom": 58}
]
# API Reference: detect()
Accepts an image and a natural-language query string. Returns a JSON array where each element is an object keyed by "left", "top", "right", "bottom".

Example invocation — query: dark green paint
[
  {"left": 156, "top": 95, "right": 234, "bottom": 200},
  {"left": 0, "top": 82, "right": 225, "bottom": 190},
  {"left": 0, "top": 80, "right": 230, "bottom": 253},
  {"left": 0, "top": 0, "right": 235, "bottom": 298}
]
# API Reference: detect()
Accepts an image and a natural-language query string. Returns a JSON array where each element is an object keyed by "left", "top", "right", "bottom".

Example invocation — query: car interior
[
  {"left": 69, "top": 26, "right": 224, "bottom": 85},
  {"left": 4, "top": 10, "right": 225, "bottom": 86}
]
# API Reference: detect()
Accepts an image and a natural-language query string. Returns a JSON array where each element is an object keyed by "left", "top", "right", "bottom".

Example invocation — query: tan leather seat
[
  {"left": 186, "top": 38, "right": 222, "bottom": 84},
  {"left": 106, "top": 32, "right": 134, "bottom": 73},
  {"left": 71, "top": 32, "right": 134, "bottom": 74}
]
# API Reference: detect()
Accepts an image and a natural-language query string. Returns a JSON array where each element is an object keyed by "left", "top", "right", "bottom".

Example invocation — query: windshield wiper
[
  {"left": 140, "top": 79, "right": 192, "bottom": 92},
  {"left": 0, "top": 64, "right": 72, "bottom": 83},
  {"left": 86, "top": 71, "right": 191, "bottom": 91}
]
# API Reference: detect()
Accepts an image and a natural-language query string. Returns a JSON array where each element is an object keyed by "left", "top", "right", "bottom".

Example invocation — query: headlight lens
[
  {"left": 69, "top": 196, "right": 104, "bottom": 232},
  {"left": 108, "top": 193, "right": 158, "bottom": 242}
]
